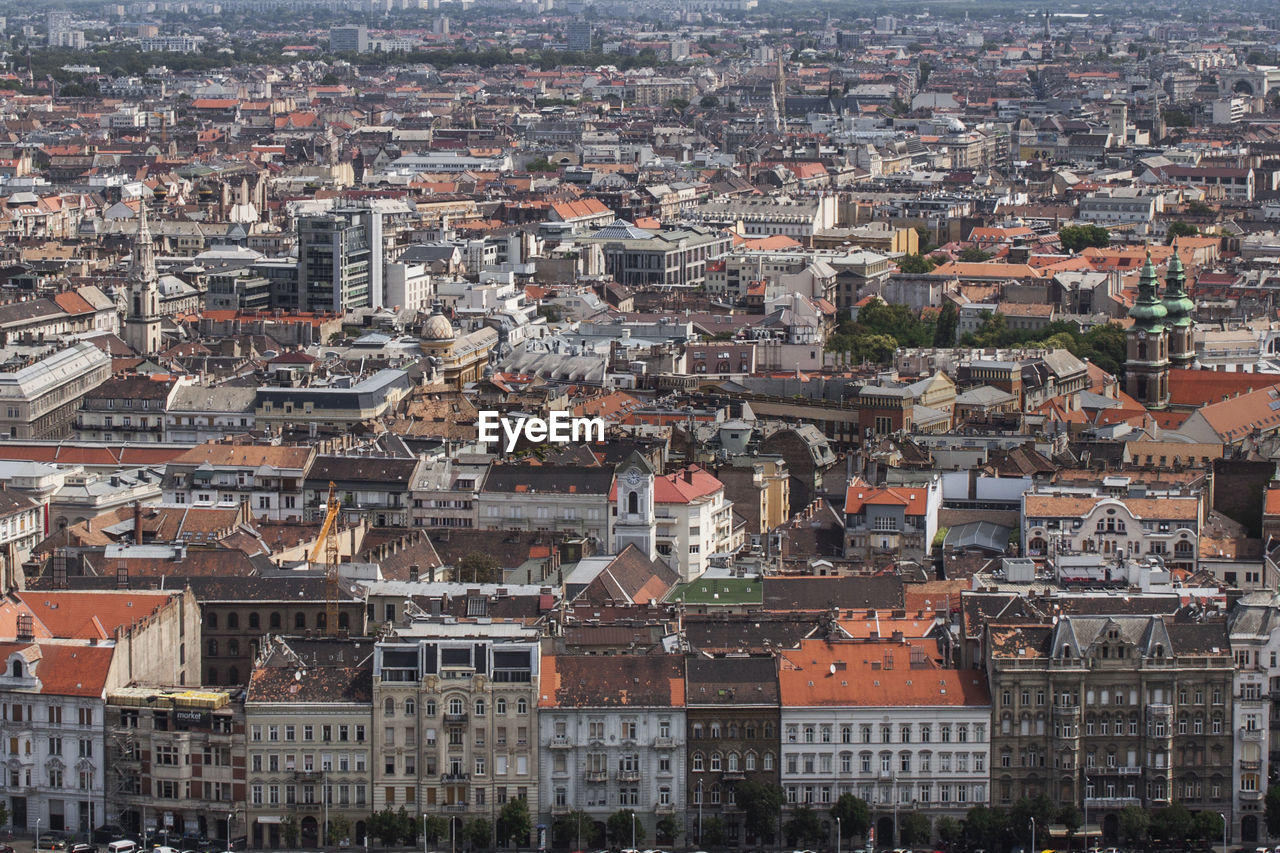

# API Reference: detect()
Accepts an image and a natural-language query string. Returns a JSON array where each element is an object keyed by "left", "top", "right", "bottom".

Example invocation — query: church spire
[
  {"left": 130, "top": 197, "right": 157, "bottom": 285},
  {"left": 1162, "top": 250, "right": 1196, "bottom": 368}
]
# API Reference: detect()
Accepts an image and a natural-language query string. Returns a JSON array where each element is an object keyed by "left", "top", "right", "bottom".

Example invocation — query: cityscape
[{"left": 1, "top": 0, "right": 1280, "bottom": 852}]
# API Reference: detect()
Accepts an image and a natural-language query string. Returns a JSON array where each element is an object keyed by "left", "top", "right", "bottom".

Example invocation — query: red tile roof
[
  {"left": 844, "top": 477, "right": 929, "bottom": 516},
  {"left": 778, "top": 640, "right": 990, "bottom": 707}
]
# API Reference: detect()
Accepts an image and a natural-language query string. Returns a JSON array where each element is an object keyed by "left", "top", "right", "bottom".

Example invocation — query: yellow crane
[{"left": 310, "top": 481, "right": 341, "bottom": 636}]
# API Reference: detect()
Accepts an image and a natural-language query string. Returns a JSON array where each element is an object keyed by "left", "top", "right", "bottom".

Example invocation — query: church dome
[{"left": 422, "top": 307, "right": 455, "bottom": 341}]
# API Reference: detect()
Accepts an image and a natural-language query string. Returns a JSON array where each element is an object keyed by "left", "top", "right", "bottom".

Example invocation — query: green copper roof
[
  {"left": 1161, "top": 253, "right": 1194, "bottom": 327},
  {"left": 1128, "top": 251, "right": 1168, "bottom": 332}
]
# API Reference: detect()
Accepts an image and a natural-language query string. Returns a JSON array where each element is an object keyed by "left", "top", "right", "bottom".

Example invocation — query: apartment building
[
  {"left": 372, "top": 638, "right": 541, "bottom": 836},
  {"left": 538, "top": 655, "right": 686, "bottom": 844},
  {"left": 778, "top": 640, "right": 991, "bottom": 846},
  {"left": 161, "top": 442, "right": 315, "bottom": 521},
  {"left": 985, "top": 614, "right": 1235, "bottom": 841},
  {"left": 105, "top": 687, "right": 245, "bottom": 843},
  {"left": 245, "top": 637, "right": 374, "bottom": 850}
]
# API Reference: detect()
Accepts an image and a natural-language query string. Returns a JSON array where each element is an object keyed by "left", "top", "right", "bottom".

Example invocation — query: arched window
[
  {"left": 627, "top": 491, "right": 638, "bottom": 515},
  {"left": 710, "top": 752, "right": 722, "bottom": 772},
  {"left": 762, "top": 752, "right": 774, "bottom": 771},
  {"left": 207, "top": 639, "right": 218, "bottom": 657},
  {"left": 316, "top": 612, "right": 327, "bottom": 629},
  {"left": 295, "top": 612, "right": 306, "bottom": 629},
  {"left": 206, "top": 612, "right": 218, "bottom": 629},
  {"left": 10, "top": 660, "right": 22, "bottom": 678},
  {"left": 269, "top": 612, "right": 282, "bottom": 629},
  {"left": 425, "top": 701, "right": 436, "bottom": 717},
  {"left": 207, "top": 667, "right": 218, "bottom": 685},
  {"left": 338, "top": 612, "right": 350, "bottom": 629},
  {"left": 248, "top": 612, "right": 260, "bottom": 630},
  {"left": 727, "top": 752, "right": 739, "bottom": 772},
  {"left": 496, "top": 698, "right": 507, "bottom": 714},
  {"left": 228, "top": 666, "right": 239, "bottom": 684},
  {"left": 745, "top": 752, "right": 757, "bottom": 771},
  {"left": 384, "top": 698, "right": 395, "bottom": 717},
  {"left": 228, "top": 639, "right": 239, "bottom": 656},
  {"left": 475, "top": 699, "right": 486, "bottom": 717},
  {"left": 692, "top": 753, "right": 704, "bottom": 772},
  {"left": 227, "top": 613, "right": 239, "bottom": 629},
  {"left": 448, "top": 697, "right": 464, "bottom": 716},
  {"left": 517, "top": 698, "right": 528, "bottom": 714},
  {"left": 405, "top": 698, "right": 416, "bottom": 716}
]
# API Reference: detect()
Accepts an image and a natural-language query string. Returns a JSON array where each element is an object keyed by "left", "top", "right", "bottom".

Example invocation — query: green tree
[
  {"left": 1187, "top": 199, "right": 1213, "bottom": 216},
  {"left": 1059, "top": 224, "right": 1112, "bottom": 252},
  {"left": 328, "top": 815, "right": 353, "bottom": 846},
  {"left": 607, "top": 810, "right": 644, "bottom": 847},
  {"left": 1163, "top": 108, "right": 1194, "bottom": 128},
  {"left": 1149, "top": 803, "right": 1193, "bottom": 843},
  {"left": 423, "top": 816, "right": 450, "bottom": 845},
  {"left": 849, "top": 333, "right": 899, "bottom": 365},
  {"left": 936, "top": 817, "right": 962, "bottom": 850},
  {"left": 736, "top": 782, "right": 785, "bottom": 844},
  {"left": 915, "top": 225, "right": 937, "bottom": 253},
  {"left": 282, "top": 816, "right": 300, "bottom": 849},
  {"left": 1011, "top": 795, "right": 1057, "bottom": 846},
  {"left": 784, "top": 806, "right": 825, "bottom": 847},
  {"left": 459, "top": 551, "right": 502, "bottom": 583},
  {"left": 1192, "top": 809, "right": 1224, "bottom": 843},
  {"left": 1081, "top": 323, "right": 1127, "bottom": 377},
  {"left": 1118, "top": 805, "right": 1150, "bottom": 846},
  {"left": 699, "top": 95, "right": 720, "bottom": 108},
  {"left": 959, "top": 247, "right": 993, "bottom": 262},
  {"left": 552, "top": 810, "right": 598, "bottom": 850},
  {"left": 830, "top": 793, "right": 872, "bottom": 841},
  {"left": 525, "top": 157, "right": 559, "bottom": 173},
  {"left": 665, "top": 97, "right": 690, "bottom": 112},
  {"left": 655, "top": 815, "right": 681, "bottom": 845},
  {"left": 1166, "top": 220, "right": 1199, "bottom": 243},
  {"left": 963, "top": 806, "right": 1009, "bottom": 852},
  {"left": 1267, "top": 785, "right": 1280, "bottom": 836},
  {"left": 934, "top": 301, "right": 959, "bottom": 347},
  {"left": 700, "top": 816, "right": 725, "bottom": 847},
  {"left": 898, "top": 253, "right": 937, "bottom": 274},
  {"left": 462, "top": 818, "right": 491, "bottom": 851},
  {"left": 498, "top": 798, "right": 532, "bottom": 848},
  {"left": 900, "top": 813, "right": 931, "bottom": 846},
  {"left": 1058, "top": 804, "right": 1082, "bottom": 843}
]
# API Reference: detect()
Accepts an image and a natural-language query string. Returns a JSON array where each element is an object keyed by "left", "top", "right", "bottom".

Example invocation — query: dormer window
[{"left": 10, "top": 660, "right": 22, "bottom": 678}]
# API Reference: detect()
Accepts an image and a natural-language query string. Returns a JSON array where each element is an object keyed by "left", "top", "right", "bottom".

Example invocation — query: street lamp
[
  {"left": 1220, "top": 813, "right": 1228, "bottom": 853},
  {"left": 36, "top": 819, "right": 41, "bottom": 852},
  {"left": 697, "top": 780, "right": 703, "bottom": 846},
  {"left": 836, "top": 816, "right": 842, "bottom": 853},
  {"left": 631, "top": 812, "right": 636, "bottom": 851},
  {"left": 423, "top": 814, "right": 429, "bottom": 853},
  {"left": 1030, "top": 818, "right": 1036, "bottom": 853}
]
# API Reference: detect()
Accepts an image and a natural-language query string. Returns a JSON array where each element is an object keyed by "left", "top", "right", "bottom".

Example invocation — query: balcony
[
  {"left": 294, "top": 770, "right": 322, "bottom": 781},
  {"left": 295, "top": 802, "right": 322, "bottom": 813},
  {"left": 551, "top": 803, "right": 571, "bottom": 815},
  {"left": 656, "top": 803, "right": 676, "bottom": 815},
  {"left": 585, "top": 770, "right": 608, "bottom": 783},
  {"left": 549, "top": 736, "right": 573, "bottom": 749},
  {"left": 1241, "top": 759, "right": 1263, "bottom": 771},
  {"left": 1241, "top": 788, "right": 1265, "bottom": 801},
  {"left": 1084, "top": 797, "right": 1141, "bottom": 809},
  {"left": 1146, "top": 703, "right": 1172, "bottom": 718},
  {"left": 653, "top": 737, "right": 676, "bottom": 749},
  {"left": 1054, "top": 705, "right": 1080, "bottom": 718},
  {"left": 442, "top": 772, "right": 470, "bottom": 782},
  {"left": 444, "top": 804, "right": 468, "bottom": 812},
  {"left": 1241, "top": 727, "right": 1265, "bottom": 742},
  {"left": 444, "top": 712, "right": 468, "bottom": 724},
  {"left": 1116, "top": 766, "right": 1142, "bottom": 776},
  {"left": 722, "top": 770, "right": 745, "bottom": 781},
  {"left": 617, "top": 770, "right": 641, "bottom": 783}
]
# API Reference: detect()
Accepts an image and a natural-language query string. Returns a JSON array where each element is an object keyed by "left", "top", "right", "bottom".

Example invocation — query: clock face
[{"left": 624, "top": 468, "right": 643, "bottom": 487}]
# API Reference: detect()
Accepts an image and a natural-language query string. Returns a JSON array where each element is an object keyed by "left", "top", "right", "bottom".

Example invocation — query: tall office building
[
  {"left": 296, "top": 214, "right": 372, "bottom": 313},
  {"left": 566, "top": 18, "right": 591, "bottom": 52},
  {"left": 329, "top": 24, "right": 369, "bottom": 53}
]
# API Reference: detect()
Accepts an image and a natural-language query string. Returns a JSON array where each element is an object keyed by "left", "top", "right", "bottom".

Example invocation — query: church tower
[
  {"left": 123, "top": 200, "right": 162, "bottom": 357},
  {"left": 612, "top": 451, "right": 656, "bottom": 561},
  {"left": 1126, "top": 250, "right": 1170, "bottom": 409},
  {"left": 1162, "top": 252, "right": 1196, "bottom": 369}
]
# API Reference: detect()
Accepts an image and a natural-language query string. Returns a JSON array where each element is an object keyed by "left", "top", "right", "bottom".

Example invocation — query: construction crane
[{"left": 310, "top": 481, "right": 341, "bottom": 636}]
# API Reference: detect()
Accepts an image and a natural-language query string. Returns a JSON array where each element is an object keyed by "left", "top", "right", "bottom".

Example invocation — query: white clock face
[{"left": 625, "top": 468, "right": 643, "bottom": 487}]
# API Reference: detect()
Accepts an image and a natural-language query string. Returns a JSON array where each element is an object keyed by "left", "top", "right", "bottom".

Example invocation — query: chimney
[
  {"left": 684, "top": 468, "right": 695, "bottom": 484},
  {"left": 133, "top": 500, "right": 143, "bottom": 545}
]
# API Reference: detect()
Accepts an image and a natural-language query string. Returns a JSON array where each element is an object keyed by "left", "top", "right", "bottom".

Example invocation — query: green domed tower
[
  {"left": 1126, "top": 249, "right": 1170, "bottom": 409},
  {"left": 1162, "top": 252, "right": 1195, "bottom": 369}
]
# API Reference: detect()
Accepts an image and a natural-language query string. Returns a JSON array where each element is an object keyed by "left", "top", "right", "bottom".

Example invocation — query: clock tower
[
  {"left": 1125, "top": 249, "right": 1170, "bottom": 409},
  {"left": 612, "top": 452, "right": 656, "bottom": 560}
]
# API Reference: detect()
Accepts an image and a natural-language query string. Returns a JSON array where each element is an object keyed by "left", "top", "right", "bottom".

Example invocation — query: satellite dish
[
  {"left": 294, "top": 670, "right": 304, "bottom": 681},
  {"left": 829, "top": 663, "right": 836, "bottom": 675}
]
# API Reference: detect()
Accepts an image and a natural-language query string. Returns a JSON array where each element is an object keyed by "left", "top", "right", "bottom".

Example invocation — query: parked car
[
  {"left": 37, "top": 835, "right": 69, "bottom": 851},
  {"left": 71, "top": 843, "right": 99, "bottom": 853}
]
